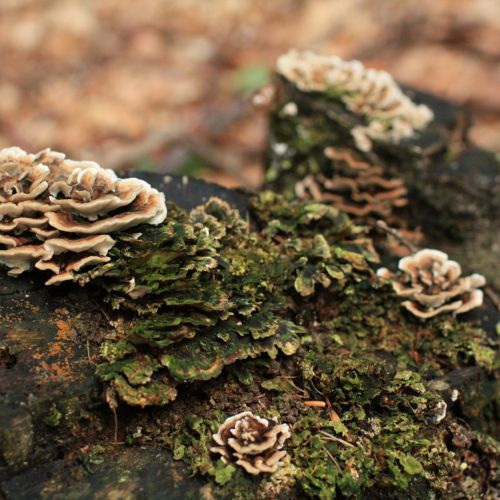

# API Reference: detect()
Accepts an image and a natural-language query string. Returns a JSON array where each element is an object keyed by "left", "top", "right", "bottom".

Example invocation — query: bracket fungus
[
  {"left": 295, "top": 147, "right": 407, "bottom": 219},
  {"left": 377, "top": 249, "right": 486, "bottom": 319},
  {"left": 276, "top": 50, "right": 434, "bottom": 152},
  {"left": 0, "top": 147, "right": 166, "bottom": 285},
  {"left": 97, "top": 194, "right": 372, "bottom": 407},
  {"left": 211, "top": 411, "right": 291, "bottom": 475}
]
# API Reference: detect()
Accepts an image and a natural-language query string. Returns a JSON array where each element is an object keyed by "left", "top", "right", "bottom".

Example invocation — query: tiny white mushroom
[
  {"left": 433, "top": 401, "right": 447, "bottom": 424},
  {"left": 281, "top": 102, "right": 298, "bottom": 116}
]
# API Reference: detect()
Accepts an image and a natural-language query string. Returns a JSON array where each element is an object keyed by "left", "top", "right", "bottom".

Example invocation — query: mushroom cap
[
  {"left": 377, "top": 249, "right": 486, "bottom": 318},
  {"left": 211, "top": 411, "right": 291, "bottom": 475},
  {"left": 276, "top": 50, "right": 433, "bottom": 151},
  {"left": 296, "top": 147, "right": 408, "bottom": 219},
  {"left": 0, "top": 146, "right": 167, "bottom": 285}
]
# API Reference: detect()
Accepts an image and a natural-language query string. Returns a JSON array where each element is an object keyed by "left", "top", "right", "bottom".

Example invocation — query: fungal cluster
[
  {"left": 295, "top": 147, "right": 407, "bottom": 219},
  {"left": 0, "top": 147, "right": 166, "bottom": 285},
  {"left": 276, "top": 50, "right": 434, "bottom": 152},
  {"left": 211, "top": 411, "right": 291, "bottom": 475},
  {"left": 377, "top": 249, "right": 486, "bottom": 319}
]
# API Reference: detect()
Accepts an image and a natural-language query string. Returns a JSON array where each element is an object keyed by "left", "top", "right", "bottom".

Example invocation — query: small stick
[
  {"left": 111, "top": 406, "right": 118, "bottom": 444},
  {"left": 86, "top": 338, "right": 96, "bottom": 366},
  {"left": 376, "top": 219, "right": 418, "bottom": 253},
  {"left": 319, "top": 430, "right": 356, "bottom": 448},
  {"left": 304, "top": 400, "right": 327, "bottom": 408},
  {"left": 93, "top": 300, "right": 111, "bottom": 322},
  {"left": 323, "top": 446, "right": 341, "bottom": 469},
  {"left": 329, "top": 409, "right": 341, "bottom": 422},
  {"left": 309, "top": 378, "right": 324, "bottom": 397},
  {"left": 485, "top": 287, "right": 500, "bottom": 310}
]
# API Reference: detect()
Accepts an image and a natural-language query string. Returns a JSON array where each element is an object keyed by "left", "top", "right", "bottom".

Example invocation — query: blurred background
[{"left": 1, "top": 0, "right": 499, "bottom": 189}]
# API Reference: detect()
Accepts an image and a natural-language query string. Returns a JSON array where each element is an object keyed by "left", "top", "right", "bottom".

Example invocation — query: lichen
[{"left": 90, "top": 193, "right": 371, "bottom": 407}]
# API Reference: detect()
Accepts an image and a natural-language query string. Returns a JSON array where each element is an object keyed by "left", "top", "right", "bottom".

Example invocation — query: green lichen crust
[{"left": 92, "top": 193, "right": 372, "bottom": 407}]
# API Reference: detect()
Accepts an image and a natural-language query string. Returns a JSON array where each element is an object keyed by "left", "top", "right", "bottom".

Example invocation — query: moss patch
[{"left": 77, "top": 193, "right": 500, "bottom": 498}]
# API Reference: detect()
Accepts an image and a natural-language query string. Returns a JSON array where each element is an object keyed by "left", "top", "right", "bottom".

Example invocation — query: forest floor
[{"left": 1, "top": 0, "right": 499, "bottom": 188}]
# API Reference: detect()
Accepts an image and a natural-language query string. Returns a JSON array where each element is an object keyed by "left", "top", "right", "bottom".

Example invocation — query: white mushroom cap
[{"left": 42, "top": 235, "right": 116, "bottom": 257}]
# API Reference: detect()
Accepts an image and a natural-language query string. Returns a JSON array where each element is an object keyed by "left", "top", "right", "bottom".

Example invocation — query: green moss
[
  {"left": 43, "top": 404, "right": 63, "bottom": 428},
  {"left": 77, "top": 444, "right": 107, "bottom": 473},
  {"left": 85, "top": 194, "right": 369, "bottom": 407},
  {"left": 152, "top": 248, "right": 497, "bottom": 498},
  {"left": 68, "top": 192, "right": 497, "bottom": 497}
]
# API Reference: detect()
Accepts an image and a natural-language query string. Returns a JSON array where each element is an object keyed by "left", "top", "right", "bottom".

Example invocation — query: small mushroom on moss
[
  {"left": 0, "top": 147, "right": 167, "bottom": 284},
  {"left": 276, "top": 50, "right": 433, "bottom": 151},
  {"left": 211, "top": 411, "right": 291, "bottom": 475},
  {"left": 377, "top": 249, "right": 486, "bottom": 318}
]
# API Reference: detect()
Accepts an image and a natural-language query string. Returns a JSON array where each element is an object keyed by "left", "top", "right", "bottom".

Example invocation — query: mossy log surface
[
  {"left": 266, "top": 79, "right": 500, "bottom": 290},
  {"left": 1, "top": 79, "right": 500, "bottom": 500},
  {"left": 0, "top": 174, "right": 498, "bottom": 499},
  {"left": 0, "top": 178, "right": 250, "bottom": 498}
]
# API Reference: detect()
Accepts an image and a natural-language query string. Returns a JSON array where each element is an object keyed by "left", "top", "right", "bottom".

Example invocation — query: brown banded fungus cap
[
  {"left": 377, "top": 249, "right": 486, "bottom": 319},
  {"left": 0, "top": 147, "right": 167, "bottom": 285},
  {"left": 211, "top": 411, "right": 291, "bottom": 475},
  {"left": 295, "top": 147, "right": 407, "bottom": 219},
  {"left": 276, "top": 50, "right": 434, "bottom": 152}
]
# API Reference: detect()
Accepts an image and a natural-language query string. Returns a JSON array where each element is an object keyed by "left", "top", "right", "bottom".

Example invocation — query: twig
[
  {"left": 309, "top": 378, "right": 324, "bottom": 397},
  {"left": 376, "top": 219, "right": 418, "bottom": 253},
  {"left": 93, "top": 300, "right": 111, "bottom": 322},
  {"left": 323, "top": 446, "right": 341, "bottom": 469},
  {"left": 83, "top": 97, "right": 250, "bottom": 175},
  {"left": 319, "top": 430, "right": 356, "bottom": 448},
  {"left": 97, "top": 122, "right": 190, "bottom": 170},
  {"left": 304, "top": 400, "right": 327, "bottom": 408},
  {"left": 187, "top": 138, "right": 253, "bottom": 185},
  {"left": 485, "top": 287, "right": 500, "bottom": 310},
  {"left": 286, "top": 379, "right": 308, "bottom": 395},
  {"left": 111, "top": 406, "right": 119, "bottom": 444},
  {"left": 86, "top": 338, "right": 96, "bottom": 366}
]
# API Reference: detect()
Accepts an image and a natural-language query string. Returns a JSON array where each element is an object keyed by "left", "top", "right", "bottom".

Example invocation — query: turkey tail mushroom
[
  {"left": 295, "top": 147, "right": 407, "bottom": 220},
  {"left": 211, "top": 411, "right": 291, "bottom": 475},
  {"left": 377, "top": 249, "right": 486, "bottom": 319},
  {"left": 0, "top": 147, "right": 167, "bottom": 285},
  {"left": 276, "top": 50, "right": 433, "bottom": 152}
]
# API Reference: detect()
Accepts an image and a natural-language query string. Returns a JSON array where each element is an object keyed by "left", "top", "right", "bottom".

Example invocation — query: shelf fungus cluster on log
[
  {"left": 211, "top": 412, "right": 291, "bottom": 475},
  {"left": 377, "top": 249, "right": 486, "bottom": 319},
  {"left": 0, "top": 147, "right": 166, "bottom": 285},
  {"left": 276, "top": 50, "right": 434, "bottom": 152},
  {"left": 96, "top": 194, "right": 372, "bottom": 406},
  {"left": 295, "top": 147, "right": 407, "bottom": 219}
]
